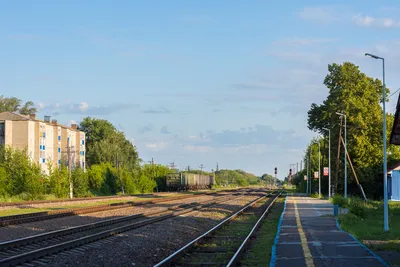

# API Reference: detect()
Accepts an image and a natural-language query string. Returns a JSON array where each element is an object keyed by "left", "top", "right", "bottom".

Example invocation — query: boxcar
[{"left": 166, "top": 173, "right": 215, "bottom": 191}]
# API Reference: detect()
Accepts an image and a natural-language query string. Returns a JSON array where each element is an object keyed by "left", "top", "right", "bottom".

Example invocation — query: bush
[
  {"left": 72, "top": 168, "right": 89, "bottom": 197},
  {"left": 347, "top": 197, "right": 367, "bottom": 218},
  {"left": 332, "top": 195, "right": 348, "bottom": 207},
  {"left": 310, "top": 192, "right": 323, "bottom": 199}
]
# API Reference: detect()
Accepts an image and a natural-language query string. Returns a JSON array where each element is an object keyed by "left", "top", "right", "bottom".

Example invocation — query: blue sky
[{"left": 1, "top": 1, "right": 400, "bottom": 178}]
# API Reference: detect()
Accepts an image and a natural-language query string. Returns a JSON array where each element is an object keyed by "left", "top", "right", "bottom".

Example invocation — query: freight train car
[{"left": 166, "top": 172, "right": 215, "bottom": 191}]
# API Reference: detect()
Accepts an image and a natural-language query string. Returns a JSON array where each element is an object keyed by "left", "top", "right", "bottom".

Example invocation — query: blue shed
[{"left": 389, "top": 170, "right": 400, "bottom": 201}]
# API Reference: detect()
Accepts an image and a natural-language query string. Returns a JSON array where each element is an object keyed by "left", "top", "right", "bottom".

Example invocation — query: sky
[{"left": 1, "top": 1, "right": 400, "bottom": 178}]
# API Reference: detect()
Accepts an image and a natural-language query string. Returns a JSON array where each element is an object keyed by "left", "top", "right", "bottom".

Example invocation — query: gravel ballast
[
  {"left": 31, "top": 192, "right": 266, "bottom": 267},
  {"left": 0, "top": 194, "right": 223, "bottom": 242}
]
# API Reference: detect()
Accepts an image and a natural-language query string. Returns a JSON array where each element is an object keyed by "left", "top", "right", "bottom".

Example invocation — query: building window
[
  {"left": 58, "top": 136, "right": 61, "bottom": 141},
  {"left": 0, "top": 122, "right": 5, "bottom": 145},
  {"left": 43, "top": 145, "right": 45, "bottom": 150},
  {"left": 82, "top": 161, "right": 85, "bottom": 168},
  {"left": 58, "top": 159, "right": 61, "bottom": 164},
  {"left": 42, "top": 158, "right": 46, "bottom": 163},
  {"left": 43, "top": 132, "right": 46, "bottom": 138},
  {"left": 58, "top": 147, "right": 61, "bottom": 153},
  {"left": 82, "top": 140, "right": 84, "bottom": 145},
  {"left": 40, "top": 145, "right": 43, "bottom": 150}
]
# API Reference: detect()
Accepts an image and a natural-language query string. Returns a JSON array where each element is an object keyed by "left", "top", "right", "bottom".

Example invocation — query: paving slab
[{"left": 270, "top": 195, "right": 389, "bottom": 267}]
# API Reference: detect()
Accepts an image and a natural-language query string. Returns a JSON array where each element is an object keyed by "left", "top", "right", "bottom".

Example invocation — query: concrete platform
[{"left": 270, "top": 195, "right": 389, "bottom": 267}]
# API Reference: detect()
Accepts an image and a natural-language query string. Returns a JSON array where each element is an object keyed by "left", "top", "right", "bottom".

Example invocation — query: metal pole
[
  {"left": 306, "top": 156, "right": 309, "bottom": 194},
  {"left": 329, "top": 129, "right": 331, "bottom": 199},
  {"left": 365, "top": 53, "right": 389, "bottom": 231},
  {"left": 323, "top": 127, "right": 331, "bottom": 198},
  {"left": 318, "top": 141, "right": 321, "bottom": 197},
  {"left": 344, "top": 115, "right": 347, "bottom": 198},
  {"left": 309, "top": 148, "right": 312, "bottom": 194},
  {"left": 382, "top": 58, "right": 389, "bottom": 231}
]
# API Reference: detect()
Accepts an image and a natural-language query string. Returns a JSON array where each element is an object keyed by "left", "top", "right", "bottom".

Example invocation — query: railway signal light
[
  {"left": 289, "top": 168, "right": 292, "bottom": 176},
  {"left": 274, "top": 167, "right": 277, "bottom": 175}
]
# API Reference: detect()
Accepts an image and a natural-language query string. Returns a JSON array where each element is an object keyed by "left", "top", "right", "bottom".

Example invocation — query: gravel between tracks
[
  {"left": 0, "top": 193, "right": 185, "bottom": 211},
  {"left": 0, "top": 194, "right": 220, "bottom": 242},
  {"left": 35, "top": 192, "right": 264, "bottom": 267}
]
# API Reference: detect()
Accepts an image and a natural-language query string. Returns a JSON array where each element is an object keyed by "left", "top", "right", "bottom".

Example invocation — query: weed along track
[
  {"left": 0, "top": 191, "right": 255, "bottom": 267},
  {"left": 154, "top": 190, "right": 282, "bottom": 267}
]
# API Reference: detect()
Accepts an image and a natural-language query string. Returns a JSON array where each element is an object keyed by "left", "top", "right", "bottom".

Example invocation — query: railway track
[
  {"left": 154, "top": 190, "right": 283, "bottom": 267},
  {"left": 0, "top": 191, "right": 237, "bottom": 227},
  {"left": 0, "top": 190, "right": 257, "bottom": 267}
]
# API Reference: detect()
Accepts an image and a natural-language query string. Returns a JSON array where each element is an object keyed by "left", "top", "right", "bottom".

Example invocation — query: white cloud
[
  {"left": 68, "top": 120, "right": 77, "bottom": 126},
  {"left": 39, "top": 101, "right": 137, "bottom": 116},
  {"left": 36, "top": 102, "right": 45, "bottom": 110},
  {"left": 274, "top": 38, "right": 337, "bottom": 47},
  {"left": 146, "top": 141, "right": 168, "bottom": 151},
  {"left": 183, "top": 145, "right": 212, "bottom": 153},
  {"left": 78, "top": 102, "right": 89, "bottom": 112},
  {"left": 296, "top": 6, "right": 346, "bottom": 23},
  {"left": 353, "top": 14, "right": 400, "bottom": 28}
]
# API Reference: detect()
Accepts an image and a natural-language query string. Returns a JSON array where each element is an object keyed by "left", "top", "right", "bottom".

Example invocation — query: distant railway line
[
  {"left": 154, "top": 190, "right": 283, "bottom": 267},
  {"left": 0, "top": 190, "right": 241, "bottom": 227},
  {"left": 0, "top": 189, "right": 259, "bottom": 267}
]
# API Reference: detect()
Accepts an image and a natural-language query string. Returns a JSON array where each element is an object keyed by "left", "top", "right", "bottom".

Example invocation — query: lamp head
[{"left": 365, "top": 53, "right": 380, "bottom": 59}]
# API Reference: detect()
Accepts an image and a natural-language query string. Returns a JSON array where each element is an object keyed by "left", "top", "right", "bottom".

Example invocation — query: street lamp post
[
  {"left": 312, "top": 140, "right": 321, "bottom": 197},
  {"left": 307, "top": 153, "right": 309, "bottom": 194},
  {"left": 365, "top": 52, "right": 389, "bottom": 232},
  {"left": 336, "top": 112, "right": 347, "bottom": 198},
  {"left": 323, "top": 127, "right": 331, "bottom": 199}
]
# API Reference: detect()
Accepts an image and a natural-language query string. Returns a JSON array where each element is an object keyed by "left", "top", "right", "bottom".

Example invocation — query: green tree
[
  {"left": 0, "top": 96, "right": 37, "bottom": 115},
  {"left": 72, "top": 167, "right": 89, "bottom": 197},
  {"left": 79, "top": 117, "right": 139, "bottom": 170},
  {"left": 307, "top": 62, "right": 400, "bottom": 198},
  {"left": 48, "top": 163, "right": 69, "bottom": 198}
]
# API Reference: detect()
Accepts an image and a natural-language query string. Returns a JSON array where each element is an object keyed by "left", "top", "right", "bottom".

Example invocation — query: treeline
[
  {"left": 297, "top": 62, "right": 400, "bottom": 199},
  {"left": 0, "top": 115, "right": 173, "bottom": 200},
  {"left": 214, "top": 169, "right": 264, "bottom": 187},
  {"left": 0, "top": 146, "right": 172, "bottom": 200}
]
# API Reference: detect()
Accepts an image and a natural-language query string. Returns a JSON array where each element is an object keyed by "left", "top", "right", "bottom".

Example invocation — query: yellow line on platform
[{"left": 294, "top": 198, "right": 315, "bottom": 267}]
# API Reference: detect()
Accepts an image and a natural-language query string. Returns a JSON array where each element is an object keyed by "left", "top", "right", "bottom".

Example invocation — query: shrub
[
  {"left": 332, "top": 195, "right": 348, "bottom": 207},
  {"left": 347, "top": 197, "right": 367, "bottom": 218},
  {"left": 72, "top": 168, "right": 89, "bottom": 197},
  {"left": 310, "top": 192, "right": 323, "bottom": 199}
]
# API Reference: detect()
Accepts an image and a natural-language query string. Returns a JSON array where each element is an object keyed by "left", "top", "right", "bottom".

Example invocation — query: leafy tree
[
  {"left": 306, "top": 62, "right": 400, "bottom": 198},
  {"left": 48, "top": 163, "right": 69, "bottom": 198},
  {"left": 0, "top": 96, "right": 37, "bottom": 115},
  {"left": 72, "top": 167, "right": 89, "bottom": 197},
  {"left": 79, "top": 117, "right": 139, "bottom": 170}
]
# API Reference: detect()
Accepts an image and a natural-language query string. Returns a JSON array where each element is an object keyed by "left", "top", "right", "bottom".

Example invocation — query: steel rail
[
  {"left": 226, "top": 190, "right": 283, "bottom": 267},
  {"left": 0, "top": 193, "right": 237, "bottom": 251},
  {"left": 153, "top": 190, "right": 278, "bottom": 267},
  {"left": 0, "top": 191, "right": 235, "bottom": 226},
  {"left": 0, "top": 192, "right": 252, "bottom": 267}
]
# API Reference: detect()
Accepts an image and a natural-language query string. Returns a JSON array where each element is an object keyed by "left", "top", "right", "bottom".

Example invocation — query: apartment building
[{"left": 0, "top": 112, "right": 85, "bottom": 174}]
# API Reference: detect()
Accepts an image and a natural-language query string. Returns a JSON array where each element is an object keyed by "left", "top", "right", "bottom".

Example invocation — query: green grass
[
  {"left": 0, "top": 207, "right": 55, "bottom": 216},
  {"left": 241, "top": 197, "right": 285, "bottom": 266},
  {"left": 338, "top": 200, "right": 400, "bottom": 252}
]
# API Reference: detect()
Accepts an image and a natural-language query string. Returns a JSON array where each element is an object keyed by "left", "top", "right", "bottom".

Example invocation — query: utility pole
[
  {"left": 169, "top": 161, "right": 177, "bottom": 171},
  {"left": 116, "top": 152, "right": 124, "bottom": 195},
  {"left": 67, "top": 138, "right": 73, "bottom": 199},
  {"left": 216, "top": 162, "right": 219, "bottom": 172},
  {"left": 152, "top": 158, "right": 157, "bottom": 192},
  {"left": 335, "top": 117, "right": 343, "bottom": 196}
]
